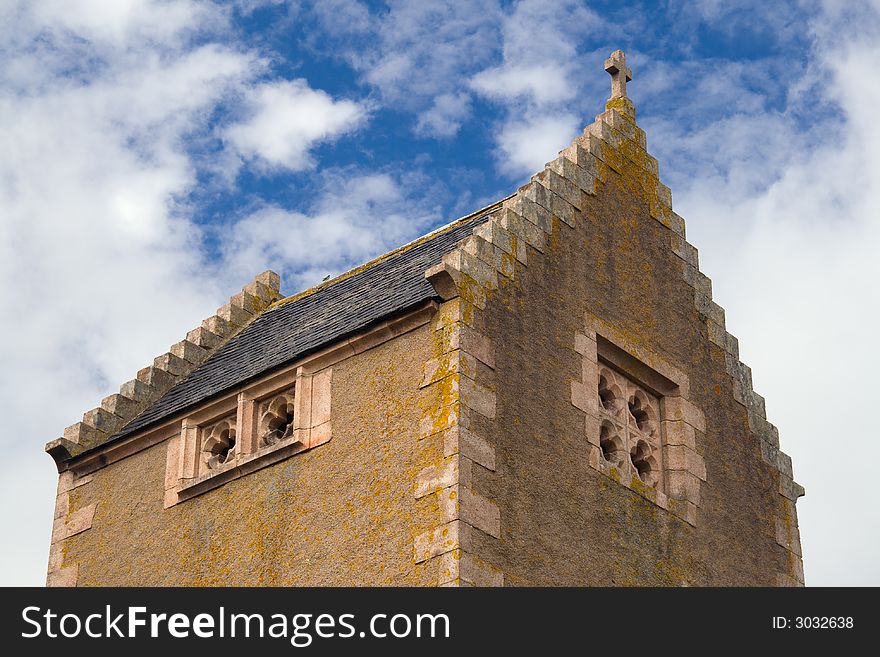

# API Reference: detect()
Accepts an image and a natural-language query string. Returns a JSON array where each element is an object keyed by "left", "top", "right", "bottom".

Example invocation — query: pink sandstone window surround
[
  {"left": 159, "top": 302, "right": 438, "bottom": 509},
  {"left": 572, "top": 313, "right": 707, "bottom": 526},
  {"left": 164, "top": 367, "right": 332, "bottom": 508}
]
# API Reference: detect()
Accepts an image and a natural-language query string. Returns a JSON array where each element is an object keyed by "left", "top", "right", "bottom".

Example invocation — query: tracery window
[
  {"left": 597, "top": 367, "right": 663, "bottom": 488},
  {"left": 572, "top": 313, "right": 707, "bottom": 526},
  {"left": 165, "top": 367, "right": 332, "bottom": 507},
  {"left": 201, "top": 415, "right": 237, "bottom": 472},
  {"left": 257, "top": 388, "right": 296, "bottom": 448}
]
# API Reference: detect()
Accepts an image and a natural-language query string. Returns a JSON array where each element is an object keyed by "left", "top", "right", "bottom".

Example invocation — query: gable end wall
[{"left": 424, "top": 104, "right": 804, "bottom": 586}]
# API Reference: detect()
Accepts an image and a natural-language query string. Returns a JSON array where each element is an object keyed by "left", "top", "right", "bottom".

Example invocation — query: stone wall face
[
  {"left": 464, "top": 164, "right": 797, "bottom": 586},
  {"left": 54, "top": 323, "right": 442, "bottom": 586}
]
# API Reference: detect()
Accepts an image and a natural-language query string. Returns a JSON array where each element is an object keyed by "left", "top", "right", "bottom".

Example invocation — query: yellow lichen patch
[
  {"left": 457, "top": 273, "right": 487, "bottom": 309},
  {"left": 422, "top": 352, "right": 459, "bottom": 387},
  {"left": 605, "top": 97, "right": 633, "bottom": 113},
  {"left": 589, "top": 117, "right": 677, "bottom": 232},
  {"left": 629, "top": 476, "right": 655, "bottom": 502},
  {"left": 499, "top": 252, "right": 516, "bottom": 279}
]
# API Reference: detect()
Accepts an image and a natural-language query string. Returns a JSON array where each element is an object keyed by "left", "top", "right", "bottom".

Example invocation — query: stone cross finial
[{"left": 604, "top": 50, "right": 632, "bottom": 99}]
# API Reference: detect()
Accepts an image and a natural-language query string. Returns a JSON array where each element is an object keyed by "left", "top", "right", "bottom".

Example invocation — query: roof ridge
[
  {"left": 270, "top": 196, "right": 511, "bottom": 310},
  {"left": 56, "top": 201, "right": 500, "bottom": 456}
]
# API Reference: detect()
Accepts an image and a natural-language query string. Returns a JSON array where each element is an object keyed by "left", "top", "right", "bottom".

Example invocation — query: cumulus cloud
[
  {"left": 226, "top": 80, "right": 366, "bottom": 171},
  {"left": 471, "top": 63, "right": 575, "bottom": 106},
  {"left": 0, "top": 0, "right": 372, "bottom": 585},
  {"left": 493, "top": 113, "right": 581, "bottom": 177},
  {"left": 0, "top": 3, "right": 254, "bottom": 400},
  {"left": 665, "top": 0, "right": 806, "bottom": 47},
  {"left": 466, "top": 1, "right": 597, "bottom": 177},
  {"left": 415, "top": 92, "right": 472, "bottom": 138},
  {"left": 221, "top": 172, "right": 441, "bottom": 291},
  {"left": 658, "top": 1, "right": 880, "bottom": 585},
  {"left": 309, "top": 0, "right": 594, "bottom": 148},
  {"left": 310, "top": 0, "right": 502, "bottom": 137},
  {"left": 26, "top": 0, "right": 222, "bottom": 45},
  {"left": 471, "top": 0, "right": 595, "bottom": 107}
]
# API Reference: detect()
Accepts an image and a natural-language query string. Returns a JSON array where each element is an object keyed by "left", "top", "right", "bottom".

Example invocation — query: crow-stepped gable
[{"left": 45, "top": 51, "right": 804, "bottom": 587}]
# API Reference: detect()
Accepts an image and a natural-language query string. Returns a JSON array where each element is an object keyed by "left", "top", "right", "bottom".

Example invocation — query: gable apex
[{"left": 425, "top": 48, "right": 802, "bottom": 504}]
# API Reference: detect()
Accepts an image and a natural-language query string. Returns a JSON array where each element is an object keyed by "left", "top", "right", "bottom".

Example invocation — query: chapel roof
[{"left": 109, "top": 200, "right": 500, "bottom": 443}]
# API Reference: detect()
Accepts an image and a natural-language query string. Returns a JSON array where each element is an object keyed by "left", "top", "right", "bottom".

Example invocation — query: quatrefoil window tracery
[
  {"left": 202, "top": 416, "right": 237, "bottom": 471},
  {"left": 599, "top": 421, "right": 625, "bottom": 468},
  {"left": 630, "top": 439, "right": 659, "bottom": 486},
  {"left": 596, "top": 366, "right": 663, "bottom": 488},
  {"left": 598, "top": 374, "right": 623, "bottom": 414},
  {"left": 258, "top": 389, "right": 296, "bottom": 448},
  {"left": 627, "top": 390, "right": 657, "bottom": 437}
]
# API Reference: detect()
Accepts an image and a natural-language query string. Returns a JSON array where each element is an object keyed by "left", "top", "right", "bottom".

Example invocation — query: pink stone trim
[
  {"left": 165, "top": 366, "right": 332, "bottom": 507},
  {"left": 573, "top": 312, "right": 705, "bottom": 526},
  {"left": 414, "top": 299, "right": 504, "bottom": 586}
]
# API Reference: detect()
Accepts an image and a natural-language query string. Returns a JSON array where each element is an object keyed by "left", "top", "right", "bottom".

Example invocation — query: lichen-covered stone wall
[
  {"left": 463, "top": 151, "right": 798, "bottom": 586},
  {"left": 59, "top": 324, "right": 442, "bottom": 585},
  {"left": 50, "top": 98, "right": 803, "bottom": 587}
]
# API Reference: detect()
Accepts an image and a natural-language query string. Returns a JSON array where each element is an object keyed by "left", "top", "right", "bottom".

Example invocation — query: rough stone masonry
[{"left": 45, "top": 50, "right": 804, "bottom": 587}]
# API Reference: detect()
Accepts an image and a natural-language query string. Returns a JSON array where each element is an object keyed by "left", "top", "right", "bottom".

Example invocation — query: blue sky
[{"left": 1, "top": 0, "right": 879, "bottom": 586}]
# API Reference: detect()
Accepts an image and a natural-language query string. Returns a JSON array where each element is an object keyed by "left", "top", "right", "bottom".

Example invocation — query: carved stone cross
[{"left": 604, "top": 50, "right": 632, "bottom": 99}]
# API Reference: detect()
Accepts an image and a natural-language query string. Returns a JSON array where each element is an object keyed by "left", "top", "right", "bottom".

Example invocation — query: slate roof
[{"left": 110, "top": 203, "right": 499, "bottom": 444}]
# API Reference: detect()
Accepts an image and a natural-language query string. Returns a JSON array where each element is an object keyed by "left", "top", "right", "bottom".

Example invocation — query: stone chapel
[{"left": 45, "top": 51, "right": 805, "bottom": 586}]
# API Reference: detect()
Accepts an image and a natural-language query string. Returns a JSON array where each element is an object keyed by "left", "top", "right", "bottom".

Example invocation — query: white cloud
[
  {"left": 226, "top": 79, "right": 366, "bottom": 171},
  {"left": 471, "top": 63, "right": 575, "bottom": 105},
  {"left": 311, "top": 0, "right": 595, "bottom": 145},
  {"left": 0, "top": 5, "right": 254, "bottom": 401},
  {"left": 666, "top": 0, "right": 805, "bottom": 46},
  {"left": 494, "top": 113, "right": 581, "bottom": 176},
  {"left": 28, "top": 0, "right": 221, "bottom": 45},
  {"left": 312, "top": 0, "right": 502, "bottom": 137},
  {"left": 221, "top": 172, "right": 441, "bottom": 291},
  {"left": 357, "top": 0, "right": 501, "bottom": 102},
  {"left": 416, "top": 92, "right": 472, "bottom": 138},
  {"left": 471, "top": 0, "right": 595, "bottom": 107},
  {"left": 469, "top": 0, "right": 598, "bottom": 178},
  {"left": 638, "top": 58, "right": 772, "bottom": 119},
  {"left": 664, "top": 0, "right": 880, "bottom": 585},
  {"left": 307, "top": 0, "right": 372, "bottom": 35}
]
